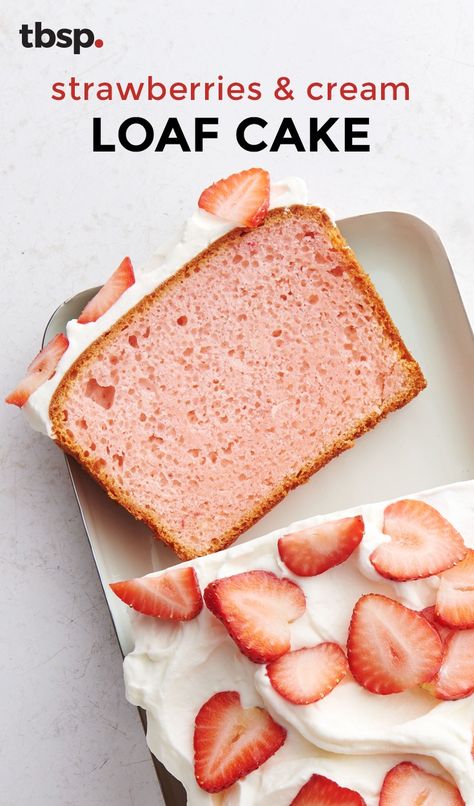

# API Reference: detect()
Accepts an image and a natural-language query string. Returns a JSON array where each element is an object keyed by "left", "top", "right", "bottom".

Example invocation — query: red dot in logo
[{"left": 95, "top": 38, "right": 104, "bottom": 48}]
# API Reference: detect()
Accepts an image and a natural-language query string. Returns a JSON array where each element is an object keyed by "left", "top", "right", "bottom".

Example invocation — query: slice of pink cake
[{"left": 49, "top": 204, "right": 425, "bottom": 559}]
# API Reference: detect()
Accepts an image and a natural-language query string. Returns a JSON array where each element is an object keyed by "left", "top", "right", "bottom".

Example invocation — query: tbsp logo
[{"left": 19, "top": 22, "right": 103, "bottom": 55}]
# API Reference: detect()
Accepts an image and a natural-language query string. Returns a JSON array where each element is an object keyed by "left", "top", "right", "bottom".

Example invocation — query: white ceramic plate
[{"left": 43, "top": 211, "right": 474, "bottom": 801}]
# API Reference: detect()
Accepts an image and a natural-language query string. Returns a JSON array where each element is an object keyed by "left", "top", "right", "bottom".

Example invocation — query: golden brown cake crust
[{"left": 50, "top": 206, "right": 426, "bottom": 560}]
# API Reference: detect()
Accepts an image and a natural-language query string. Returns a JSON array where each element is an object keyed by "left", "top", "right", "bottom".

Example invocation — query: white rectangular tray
[{"left": 44, "top": 210, "right": 474, "bottom": 803}]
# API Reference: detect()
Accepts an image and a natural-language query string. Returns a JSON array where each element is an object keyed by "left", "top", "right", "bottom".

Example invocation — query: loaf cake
[
  {"left": 7, "top": 170, "right": 426, "bottom": 559},
  {"left": 116, "top": 481, "right": 474, "bottom": 804}
]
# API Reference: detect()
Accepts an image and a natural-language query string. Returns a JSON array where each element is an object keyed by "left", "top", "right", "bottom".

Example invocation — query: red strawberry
[
  {"left": 267, "top": 643, "right": 349, "bottom": 704},
  {"left": 379, "top": 761, "right": 464, "bottom": 805},
  {"left": 204, "top": 570, "right": 305, "bottom": 663},
  {"left": 290, "top": 773, "right": 367, "bottom": 805},
  {"left": 5, "top": 333, "right": 69, "bottom": 407},
  {"left": 77, "top": 256, "right": 135, "bottom": 324},
  {"left": 193, "top": 690, "right": 286, "bottom": 793},
  {"left": 370, "top": 499, "right": 467, "bottom": 581},
  {"left": 428, "top": 629, "right": 474, "bottom": 700},
  {"left": 420, "top": 606, "right": 452, "bottom": 642},
  {"left": 109, "top": 566, "right": 202, "bottom": 620},
  {"left": 278, "top": 516, "right": 364, "bottom": 577},
  {"left": 436, "top": 550, "right": 474, "bottom": 628},
  {"left": 419, "top": 606, "right": 474, "bottom": 700},
  {"left": 198, "top": 168, "right": 270, "bottom": 227},
  {"left": 347, "top": 594, "right": 443, "bottom": 694}
]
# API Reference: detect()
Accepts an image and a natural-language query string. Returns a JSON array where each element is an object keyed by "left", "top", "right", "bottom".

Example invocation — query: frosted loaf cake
[
  {"left": 116, "top": 481, "right": 474, "bottom": 805},
  {"left": 7, "top": 170, "right": 426, "bottom": 559}
]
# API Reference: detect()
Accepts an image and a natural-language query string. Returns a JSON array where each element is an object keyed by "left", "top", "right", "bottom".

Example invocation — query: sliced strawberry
[
  {"left": 109, "top": 566, "right": 202, "bottom": 620},
  {"left": 428, "top": 629, "right": 474, "bottom": 700},
  {"left": 347, "top": 594, "right": 443, "bottom": 694},
  {"left": 26, "top": 333, "right": 68, "bottom": 374},
  {"left": 193, "top": 690, "right": 286, "bottom": 793},
  {"left": 436, "top": 550, "right": 474, "bottom": 628},
  {"left": 420, "top": 606, "right": 452, "bottom": 642},
  {"left": 5, "top": 333, "right": 69, "bottom": 407},
  {"left": 278, "top": 516, "right": 364, "bottom": 577},
  {"left": 5, "top": 375, "right": 41, "bottom": 407},
  {"left": 267, "top": 643, "right": 348, "bottom": 705},
  {"left": 198, "top": 168, "right": 270, "bottom": 228},
  {"left": 290, "top": 773, "right": 367, "bottom": 805},
  {"left": 379, "top": 761, "right": 464, "bottom": 805},
  {"left": 77, "top": 256, "right": 135, "bottom": 324},
  {"left": 370, "top": 499, "right": 467, "bottom": 581},
  {"left": 204, "top": 570, "right": 305, "bottom": 663},
  {"left": 418, "top": 606, "right": 474, "bottom": 700}
]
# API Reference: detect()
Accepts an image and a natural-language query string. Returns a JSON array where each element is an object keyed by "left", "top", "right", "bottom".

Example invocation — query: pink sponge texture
[{"left": 50, "top": 206, "right": 425, "bottom": 558}]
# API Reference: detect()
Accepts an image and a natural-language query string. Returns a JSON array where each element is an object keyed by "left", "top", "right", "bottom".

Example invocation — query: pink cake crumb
[{"left": 51, "top": 207, "right": 425, "bottom": 558}]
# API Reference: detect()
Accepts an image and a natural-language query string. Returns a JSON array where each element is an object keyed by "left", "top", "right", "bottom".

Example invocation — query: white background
[{"left": 1, "top": 1, "right": 473, "bottom": 803}]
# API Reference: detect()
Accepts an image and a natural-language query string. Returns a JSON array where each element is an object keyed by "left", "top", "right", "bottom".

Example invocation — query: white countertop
[{"left": 1, "top": 0, "right": 473, "bottom": 804}]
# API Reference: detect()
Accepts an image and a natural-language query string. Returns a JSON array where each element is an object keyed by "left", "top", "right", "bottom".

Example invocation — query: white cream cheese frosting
[
  {"left": 23, "top": 177, "right": 309, "bottom": 436},
  {"left": 123, "top": 480, "right": 474, "bottom": 805}
]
